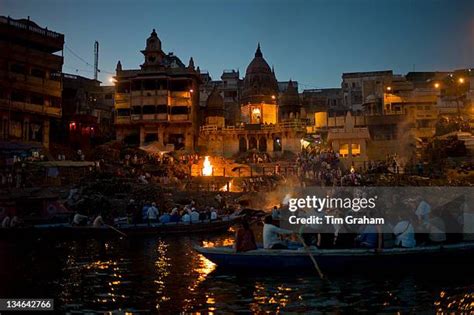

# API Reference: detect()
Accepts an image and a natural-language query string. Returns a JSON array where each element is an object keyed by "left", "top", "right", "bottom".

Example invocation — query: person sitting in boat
[
  {"left": 159, "top": 211, "right": 171, "bottom": 224},
  {"left": 210, "top": 207, "right": 218, "bottom": 221},
  {"left": 1, "top": 215, "right": 11, "bottom": 228},
  {"left": 10, "top": 216, "right": 23, "bottom": 228},
  {"left": 72, "top": 213, "right": 89, "bottom": 226},
  {"left": 146, "top": 203, "right": 159, "bottom": 225},
  {"left": 181, "top": 211, "right": 191, "bottom": 223},
  {"left": 356, "top": 224, "right": 383, "bottom": 251},
  {"left": 190, "top": 208, "right": 200, "bottom": 223},
  {"left": 416, "top": 206, "right": 446, "bottom": 244},
  {"left": 272, "top": 206, "right": 281, "bottom": 220},
  {"left": 142, "top": 201, "right": 151, "bottom": 222},
  {"left": 393, "top": 213, "right": 416, "bottom": 248},
  {"left": 169, "top": 208, "right": 180, "bottom": 223},
  {"left": 235, "top": 219, "right": 257, "bottom": 252},
  {"left": 263, "top": 215, "right": 294, "bottom": 249},
  {"left": 93, "top": 214, "right": 105, "bottom": 227}
]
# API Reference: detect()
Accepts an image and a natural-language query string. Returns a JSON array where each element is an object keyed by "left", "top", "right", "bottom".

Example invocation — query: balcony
[
  {"left": 0, "top": 70, "right": 62, "bottom": 97},
  {"left": 0, "top": 99, "right": 61, "bottom": 117},
  {"left": 115, "top": 93, "right": 130, "bottom": 103},
  {"left": 169, "top": 114, "right": 190, "bottom": 122},
  {"left": 115, "top": 116, "right": 131, "bottom": 124}
]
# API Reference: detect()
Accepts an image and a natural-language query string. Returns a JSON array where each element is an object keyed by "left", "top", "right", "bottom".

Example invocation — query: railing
[{"left": 0, "top": 99, "right": 61, "bottom": 117}]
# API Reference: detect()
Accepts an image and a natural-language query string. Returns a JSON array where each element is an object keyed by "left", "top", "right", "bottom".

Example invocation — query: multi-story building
[
  {"left": 55, "top": 74, "right": 114, "bottom": 149},
  {"left": 342, "top": 70, "right": 393, "bottom": 112},
  {"left": 0, "top": 16, "right": 64, "bottom": 148},
  {"left": 114, "top": 29, "right": 201, "bottom": 150},
  {"left": 199, "top": 69, "right": 242, "bottom": 126}
]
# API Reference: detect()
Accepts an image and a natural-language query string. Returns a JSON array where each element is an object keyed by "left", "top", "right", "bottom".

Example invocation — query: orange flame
[{"left": 202, "top": 156, "right": 213, "bottom": 176}]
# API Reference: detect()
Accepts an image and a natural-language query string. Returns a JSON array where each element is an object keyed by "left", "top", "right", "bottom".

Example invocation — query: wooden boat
[
  {"left": 0, "top": 216, "right": 239, "bottom": 239},
  {"left": 195, "top": 242, "right": 474, "bottom": 271}
]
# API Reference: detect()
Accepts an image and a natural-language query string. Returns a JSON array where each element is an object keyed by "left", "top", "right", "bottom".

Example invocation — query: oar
[
  {"left": 105, "top": 224, "right": 127, "bottom": 237},
  {"left": 296, "top": 233, "right": 325, "bottom": 280}
]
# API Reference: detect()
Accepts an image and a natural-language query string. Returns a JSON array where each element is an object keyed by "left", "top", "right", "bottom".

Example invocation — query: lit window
[
  {"left": 351, "top": 143, "right": 361, "bottom": 157},
  {"left": 339, "top": 144, "right": 349, "bottom": 157}
]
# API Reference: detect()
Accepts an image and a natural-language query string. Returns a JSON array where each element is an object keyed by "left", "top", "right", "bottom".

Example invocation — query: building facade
[
  {"left": 0, "top": 16, "right": 64, "bottom": 148},
  {"left": 199, "top": 44, "right": 305, "bottom": 157},
  {"left": 114, "top": 29, "right": 201, "bottom": 150},
  {"left": 54, "top": 74, "right": 114, "bottom": 149}
]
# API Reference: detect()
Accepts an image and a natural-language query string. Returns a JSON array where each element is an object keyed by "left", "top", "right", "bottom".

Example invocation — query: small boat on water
[
  {"left": 0, "top": 216, "right": 239, "bottom": 239},
  {"left": 195, "top": 242, "right": 474, "bottom": 271}
]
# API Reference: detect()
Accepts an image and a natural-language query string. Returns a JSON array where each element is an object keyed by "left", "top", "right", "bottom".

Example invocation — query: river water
[{"left": 0, "top": 232, "right": 473, "bottom": 313}]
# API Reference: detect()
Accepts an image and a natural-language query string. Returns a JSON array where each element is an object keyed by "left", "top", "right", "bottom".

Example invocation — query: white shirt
[
  {"left": 393, "top": 221, "right": 416, "bottom": 248},
  {"left": 210, "top": 211, "right": 218, "bottom": 220},
  {"left": 93, "top": 216, "right": 104, "bottom": 227},
  {"left": 426, "top": 217, "right": 446, "bottom": 242},
  {"left": 263, "top": 223, "right": 293, "bottom": 249},
  {"left": 147, "top": 206, "right": 159, "bottom": 220},
  {"left": 190, "top": 211, "right": 200, "bottom": 222},
  {"left": 73, "top": 214, "right": 88, "bottom": 225},
  {"left": 2, "top": 216, "right": 10, "bottom": 228},
  {"left": 182, "top": 213, "right": 191, "bottom": 223}
]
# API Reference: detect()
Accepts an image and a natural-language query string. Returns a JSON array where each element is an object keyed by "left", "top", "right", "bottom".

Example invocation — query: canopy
[{"left": 139, "top": 141, "right": 171, "bottom": 154}]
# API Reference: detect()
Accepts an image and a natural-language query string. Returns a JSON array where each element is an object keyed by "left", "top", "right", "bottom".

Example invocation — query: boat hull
[
  {"left": 195, "top": 243, "right": 474, "bottom": 271},
  {"left": 0, "top": 219, "right": 236, "bottom": 239}
]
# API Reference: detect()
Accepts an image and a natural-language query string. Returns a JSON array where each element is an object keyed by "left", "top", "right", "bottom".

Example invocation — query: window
[
  {"left": 31, "top": 68, "right": 46, "bottom": 78},
  {"left": 142, "top": 105, "right": 156, "bottom": 114},
  {"left": 132, "top": 106, "right": 142, "bottom": 115},
  {"left": 117, "top": 109, "right": 131, "bottom": 116},
  {"left": 51, "top": 97, "right": 61, "bottom": 108},
  {"left": 339, "top": 144, "right": 349, "bottom": 157},
  {"left": 143, "top": 80, "right": 156, "bottom": 90},
  {"left": 11, "top": 90, "right": 26, "bottom": 102},
  {"left": 117, "top": 82, "right": 129, "bottom": 93},
  {"left": 170, "top": 106, "right": 188, "bottom": 115},
  {"left": 30, "top": 94, "right": 44, "bottom": 105},
  {"left": 157, "top": 105, "right": 168, "bottom": 114},
  {"left": 144, "top": 133, "right": 158, "bottom": 143},
  {"left": 11, "top": 63, "right": 26, "bottom": 74},
  {"left": 351, "top": 143, "right": 361, "bottom": 157},
  {"left": 131, "top": 80, "right": 142, "bottom": 91}
]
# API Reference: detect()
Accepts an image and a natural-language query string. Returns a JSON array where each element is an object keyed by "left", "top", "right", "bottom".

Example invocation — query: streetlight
[
  {"left": 386, "top": 86, "right": 392, "bottom": 92},
  {"left": 434, "top": 82, "right": 440, "bottom": 89},
  {"left": 458, "top": 77, "right": 465, "bottom": 84}
]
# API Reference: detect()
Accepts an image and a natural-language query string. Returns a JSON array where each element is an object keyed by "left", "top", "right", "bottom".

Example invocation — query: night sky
[{"left": 2, "top": 0, "right": 474, "bottom": 88}]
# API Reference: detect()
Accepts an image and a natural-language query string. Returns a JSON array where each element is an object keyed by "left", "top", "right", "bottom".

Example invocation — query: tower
[{"left": 141, "top": 29, "right": 166, "bottom": 68}]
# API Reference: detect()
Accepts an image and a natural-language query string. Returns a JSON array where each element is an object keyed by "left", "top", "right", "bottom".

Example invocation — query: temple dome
[{"left": 241, "top": 43, "right": 279, "bottom": 104}]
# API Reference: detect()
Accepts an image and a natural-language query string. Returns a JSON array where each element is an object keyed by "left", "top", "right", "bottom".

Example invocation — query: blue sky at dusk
[{"left": 2, "top": 0, "right": 474, "bottom": 88}]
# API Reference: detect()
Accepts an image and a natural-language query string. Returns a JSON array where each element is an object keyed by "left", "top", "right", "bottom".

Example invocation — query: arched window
[
  {"left": 249, "top": 137, "right": 258, "bottom": 150},
  {"left": 259, "top": 136, "right": 267, "bottom": 152},
  {"left": 239, "top": 137, "right": 247, "bottom": 152}
]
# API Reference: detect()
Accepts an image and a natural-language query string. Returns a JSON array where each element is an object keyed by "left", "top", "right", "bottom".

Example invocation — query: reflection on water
[{"left": 0, "top": 234, "right": 473, "bottom": 313}]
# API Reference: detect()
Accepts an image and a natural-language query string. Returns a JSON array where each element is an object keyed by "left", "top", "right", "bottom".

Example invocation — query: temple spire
[
  {"left": 255, "top": 42, "right": 263, "bottom": 58},
  {"left": 188, "top": 57, "right": 195, "bottom": 69}
]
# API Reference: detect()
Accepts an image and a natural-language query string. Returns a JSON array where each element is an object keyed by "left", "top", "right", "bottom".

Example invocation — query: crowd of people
[
  {"left": 296, "top": 149, "right": 344, "bottom": 186},
  {"left": 233, "top": 195, "right": 468, "bottom": 253},
  {"left": 70, "top": 199, "right": 224, "bottom": 228}
]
